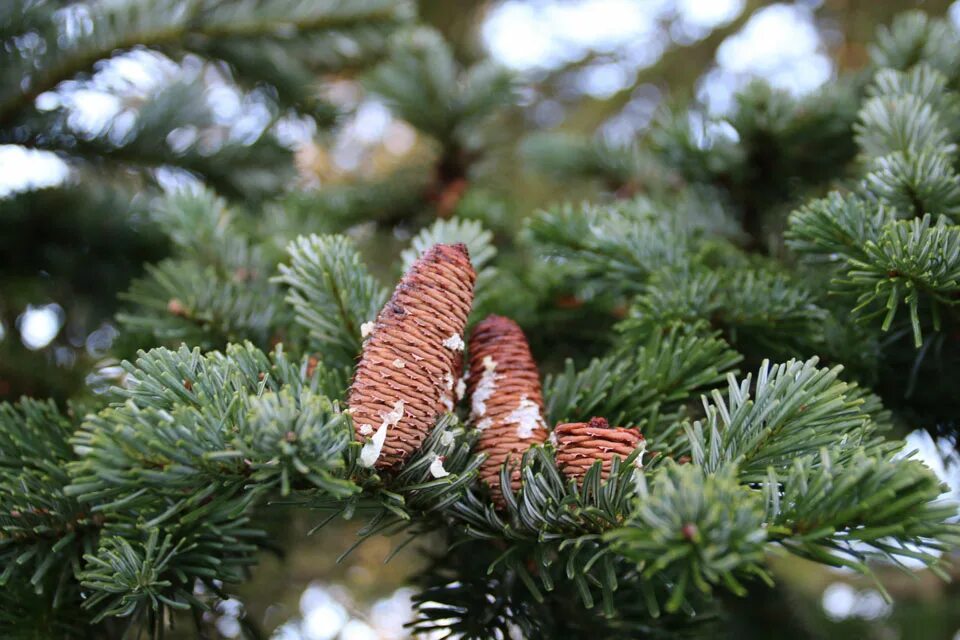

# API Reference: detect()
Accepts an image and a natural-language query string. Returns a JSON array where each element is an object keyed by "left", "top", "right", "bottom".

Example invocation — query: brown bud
[
  {"left": 555, "top": 417, "right": 643, "bottom": 484},
  {"left": 348, "top": 244, "right": 475, "bottom": 469},
  {"left": 306, "top": 355, "right": 320, "bottom": 379},
  {"left": 167, "top": 298, "right": 187, "bottom": 317},
  {"left": 467, "top": 315, "right": 548, "bottom": 505}
]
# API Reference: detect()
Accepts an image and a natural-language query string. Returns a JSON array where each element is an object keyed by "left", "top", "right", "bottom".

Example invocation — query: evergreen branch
[
  {"left": 0, "top": 399, "right": 97, "bottom": 602},
  {"left": 869, "top": 11, "right": 960, "bottom": 81},
  {"left": 284, "top": 414, "right": 482, "bottom": 545},
  {"left": 527, "top": 199, "right": 700, "bottom": 296},
  {"left": 236, "top": 387, "right": 356, "bottom": 496},
  {"left": 68, "top": 343, "right": 350, "bottom": 508},
  {"left": 275, "top": 234, "right": 388, "bottom": 369},
  {"left": 840, "top": 215, "right": 960, "bottom": 346},
  {"left": 409, "top": 537, "right": 721, "bottom": 638},
  {"left": 522, "top": 133, "right": 645, "bottom": 189},
  {"left": 855, "top": 94, "right": 955, "bottom": 159},
  {"left": 78, "top": 498, "right": 264, "bottom": 624},
  {"left": 545, "top": 327, "right": 741, "bottom": 446},
  {"left": 273, "top": 165, "right": 434, "bottom": 234},
  {"left": 683, "top": 358, "right": 883, "bottom": 481},
  {"left": 449, "top": 446, "right": 643, "bottom": 542},
  {"left": 608, "top": 463, "right": 769, "bottom": 610},
  {"left": 1, "top": 77, "right": 296, "bottom": 200},
  {"left": 648, "top": 79, "right": 860, "bottom": 243},
  {"left": 0, "top": 0, "right": 411, "bottom": 125},
  {"left": 869, "top": 64, "right": 959, "bottom": 116},
  {"left": 444, "top": 447, "right": 665, "bottom": 616},
  {"left": 365, "top": 27, "right": 513, "bottom": 145},
  {"left": 766, "top": 449, "right": 960, "bottom": 572},
  {"left": 863, "top": 150, "right": 960, "bottom": 219},
  {"left": 620, "top": 264, "right": 829, "bottom": 360},
  {"left": 787, "top": 192, "right": 892, "bottom": 262},
  {"left": 116, "top": 189, "right": 286, "bottom": 349},
  {"left": 401, "top": 218, "right": 496, "bottom": 274},
  {"left": 118, "top": 258, "right": 283, "bottom": 350}
]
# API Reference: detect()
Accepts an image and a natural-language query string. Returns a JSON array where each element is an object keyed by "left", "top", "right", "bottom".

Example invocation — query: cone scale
[
  {"left": 348, "top": 243, "right": 475, "bottom": 470},
  {"left": 466, "top": 315, "right": 548, "bottom": 504},
  {"left": 555, "top": 417, "right": 643, "bottom": 483}
]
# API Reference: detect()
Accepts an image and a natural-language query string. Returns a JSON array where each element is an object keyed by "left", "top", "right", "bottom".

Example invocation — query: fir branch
[
  {"left": 0, "top": 0, "right": 411, "bottom": 125},
  {"left": 527, "top": 199, "right": 700, "bottom": 296},
  {"left": 620, "top": 264, "right": 829, "bottom": 360},
  {"left": 285, "top": 414, "right": 482, "bottom": 546},
  {"left": 869, "top": 65, "right": 959, "bottom": 117},
  {"left": 68, "top": 343, "right": 351, "bottom": 509},
  {"left": 869, "top": 11, "right": 960, "bottom": 81},
  {"left": 0, "top": 400, "right": 97, "bottom": 602},
  {"left": 365, "top": 27, "right": 513, "bottom": 145},
  {"left": 765, "top": 449, "right": 960, "bottom": 572},
  {"left": 118, "top": 259, "right": 282, "bottom": 350},
  {"left": 855, "top": 94, "right": 954, "bottom": 159},
  {"left": 608, "top": 463, "right": 769, "bottom": 609},
  {"left": 682, "top": 358, "right": 884, "bottom": 481},
  {"left": 117, "top": 189, "right": 285, "bottom": 349},
  {"left": 276, "top": 234, "right": 388, "bottom": 370},
  {"left": 545, "top": 327, "right": 741, "bottom": 446},
  {"left": 840, "top": 215, "right": 960, "bottom": 346},
  {"left": 401, "top": 218, "right": 496, "bottom": 274},
  {"left": 787, "top": 192, "right": 891, "bottom": 262},
  {"left": 78, "top": 499, "right": 264, "bottom": 624},
  {"left": 863, "top": 150, "right": 960, "bottom": 219},
  {"left": 522, "top": 132, "right": 646, "bottom": 190}
]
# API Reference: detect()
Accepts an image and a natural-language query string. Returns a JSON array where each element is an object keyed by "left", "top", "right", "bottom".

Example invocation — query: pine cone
[
  {"left": 467, "top": 315, "right": 548, "bottom": 504},
  {"left": 349, "top": 243, "right": 476, "bottom": 469},
  {"left": 554, "top": 417, "right": 643, "bottom": 483}
]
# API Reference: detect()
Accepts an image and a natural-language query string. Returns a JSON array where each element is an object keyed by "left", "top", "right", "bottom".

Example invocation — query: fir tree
[{"left": 1, "top": 4, "right": 959, "bottom": 640}]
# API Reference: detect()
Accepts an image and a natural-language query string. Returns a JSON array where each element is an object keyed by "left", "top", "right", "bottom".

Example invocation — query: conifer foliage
[{"left": 2, "top": 5, "right": 960, "bottom": 640}]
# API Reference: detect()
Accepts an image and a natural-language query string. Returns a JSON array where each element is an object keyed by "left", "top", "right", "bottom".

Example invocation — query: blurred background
[{"left": 2, "top": 1, "right": 960, "bottom": 638}]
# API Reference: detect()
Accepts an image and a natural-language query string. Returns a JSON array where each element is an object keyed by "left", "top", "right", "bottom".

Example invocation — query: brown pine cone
[
  {"left": 555, "top": 417, "right": 644, "bottom": 483},
  {"left": 467, "top": 315, "right": 548, "bottom": 504},
  {"left": 348, "top": 243, "right": 476, "bottom": 469}
]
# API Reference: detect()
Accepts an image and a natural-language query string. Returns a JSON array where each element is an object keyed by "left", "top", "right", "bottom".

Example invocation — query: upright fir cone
[
  {"left": 349, "top": 243, "right": 475, "bottom": 470},
  {"left": 554, "top": 417, "right": 644, "bottom": 483},
  {"left": 467, "top": 315, "right": 548, "bottom": 504}
]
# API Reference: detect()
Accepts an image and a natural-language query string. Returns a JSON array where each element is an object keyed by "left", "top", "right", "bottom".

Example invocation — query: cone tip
[{"left": 475, "top": 314, "right": 522, "bottom": 332}]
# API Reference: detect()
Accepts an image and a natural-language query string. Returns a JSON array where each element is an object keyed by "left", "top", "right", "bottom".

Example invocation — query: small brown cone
[
  {"left": 349, "top": 243, "right": 476, "bottom": 470},
  {"left": 555, "top": 417, "right": 643, "bottom": 484},
  {"left": 467, "top": 315, "right": 548, "bottom": 505}
]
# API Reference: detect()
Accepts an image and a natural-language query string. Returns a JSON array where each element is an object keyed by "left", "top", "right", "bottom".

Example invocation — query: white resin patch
[
  {"left": 505, "top": 395, "right": 544, "bottom": 439},
  {"left": 359, "top": 422, "right": 388, "bottom": 467},
  {"left": 359, "top": 424, "right": 373, "bottom": 436},
  {"left": 633, "top": 438, "right": 647, "bottom": 469},
  {"left": 440, "top": 392, "right": 454, "bottom": 412},
  {"left": 455, "top": 377, "right": 466, "bottom": 400},
  {"left": 359, "top": 400, "right": 405, "bottom": 467},
  {"left": 392, "top": 358, "right": 405, "bottom": 368},
  {"left": 429, "top": 454, "right": 450, "bottom": 478},
  {"left": 440, "top": 374, "right": 457, "bottom": 411},
  {"left": 470, "top": 356, "right": 498, "bottom": 419},
  {"left": 442, "top": 333, "right": 465, "bottom": 351},
  {"left": 360, "top": 321, "right": 375, "bottom": 338},
  {"left": 476, "top": 418, "right": 493, "bottom": 431}
]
